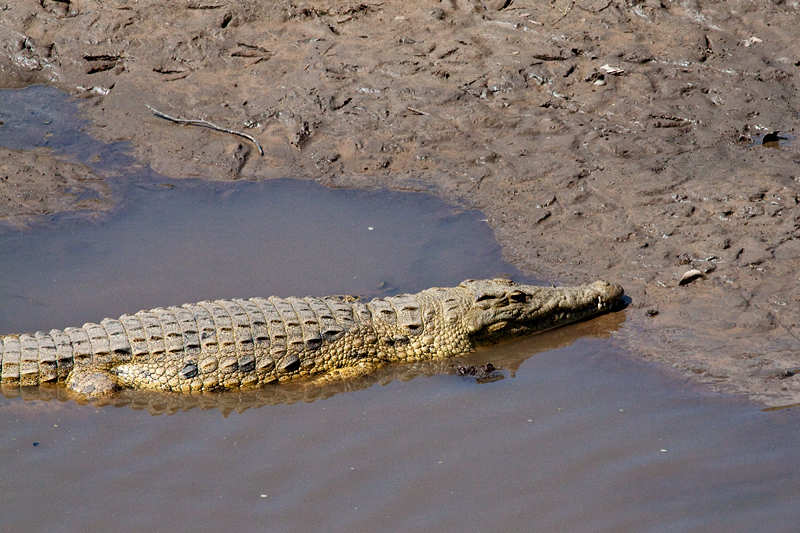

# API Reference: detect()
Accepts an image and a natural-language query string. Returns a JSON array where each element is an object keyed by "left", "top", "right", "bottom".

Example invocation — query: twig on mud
[
  {"left": 407, "top": 106, "right": 430, "bottom": 116},
  {"left": 549, "top": 0, "right": 574, "bottom": 24},
  {"left": 146, "top": 105, "right": 265, "bottom": 156},
  {"left": 245, "top": 57, "right": 270, "bottom": 68}
]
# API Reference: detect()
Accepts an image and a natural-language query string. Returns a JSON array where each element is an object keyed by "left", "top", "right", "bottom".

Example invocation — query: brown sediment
[
  {"left": 0, "top": 147, "right": 112, "bottom": 228},
  {"left": 1, "top": 0, "right": 799, "bottom": 405}
]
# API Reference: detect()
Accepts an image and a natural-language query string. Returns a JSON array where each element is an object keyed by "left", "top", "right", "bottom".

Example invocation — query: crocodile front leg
[{"left": 66, "top": 366, "right": 122, "bottom": 396}]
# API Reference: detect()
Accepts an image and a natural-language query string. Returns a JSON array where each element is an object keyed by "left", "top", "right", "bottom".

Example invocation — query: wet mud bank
[{"left": 2, "top": 0, "right": 800, "bottom": 405}]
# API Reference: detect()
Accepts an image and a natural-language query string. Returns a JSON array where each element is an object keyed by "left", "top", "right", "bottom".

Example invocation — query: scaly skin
[{"left": 0, "top": 279, "right": 623, "bottom": 396}]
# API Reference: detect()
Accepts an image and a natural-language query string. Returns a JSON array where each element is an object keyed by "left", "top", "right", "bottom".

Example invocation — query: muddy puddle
[{"left": 1, "top": 87, "right": 800, "bottom": 531}]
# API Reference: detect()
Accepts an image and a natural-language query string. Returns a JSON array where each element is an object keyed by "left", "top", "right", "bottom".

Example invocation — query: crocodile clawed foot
[{"left": 66, "top": 367, "right": 122, "bottom": 397}]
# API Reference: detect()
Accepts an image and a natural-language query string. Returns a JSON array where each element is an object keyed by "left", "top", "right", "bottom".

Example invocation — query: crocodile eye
[
  {"left": 508, "top": 291, "right": 526, "bottom": 303},
  {"left": 475, "top": 291, "right": 504, "bottom": 303}
]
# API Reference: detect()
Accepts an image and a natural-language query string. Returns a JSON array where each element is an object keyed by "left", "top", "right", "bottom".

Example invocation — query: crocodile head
[{"left": 458, "top": 278, "right": 624, "bottom": 345}]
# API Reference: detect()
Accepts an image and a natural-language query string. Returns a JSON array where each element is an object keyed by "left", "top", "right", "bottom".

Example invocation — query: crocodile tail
[
  {"left": 0, "top": 329, "right": 70, "bottom": 386},
  {"left": 0, "top": 318, "right": 138, "bottom": 387},
  {"left": 0, "top": 294, "right": 363, "bottom": 390}
]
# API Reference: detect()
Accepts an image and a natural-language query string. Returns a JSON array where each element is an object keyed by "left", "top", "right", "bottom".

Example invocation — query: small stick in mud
[
  {"left": 550, "top": 0, "right": 574, "bottom": 23},
  {"left": 146, "top": 105, "right": 265, "bottom": 156}
]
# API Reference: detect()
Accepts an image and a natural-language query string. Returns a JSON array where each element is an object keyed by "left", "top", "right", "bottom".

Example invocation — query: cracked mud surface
[{"left": 1, "top": 0, "right": 800, "bottom": 405}]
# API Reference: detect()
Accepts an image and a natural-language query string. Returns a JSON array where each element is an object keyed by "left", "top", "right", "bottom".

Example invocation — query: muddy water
[
  {"left": 1, "top": 87, "right": 800, "bottom": 531},
  {"left": 0, "top": 176, "right": 518, "bottom": 335}
]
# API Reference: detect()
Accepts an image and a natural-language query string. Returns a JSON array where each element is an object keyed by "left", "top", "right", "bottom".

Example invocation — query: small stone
[
  {"left": 599, "top": 64, "right": 625, "bottom": 75},
  {"left": 679, "top": 269, "right": 706, "bottom": 285},
  {"left": 429, "top": 8, "right": 445, "bottom": 20}
]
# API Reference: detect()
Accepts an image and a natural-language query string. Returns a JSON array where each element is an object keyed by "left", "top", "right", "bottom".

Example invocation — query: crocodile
[{"left": 0, "top": 279, "right": 623, "bottom": 397}]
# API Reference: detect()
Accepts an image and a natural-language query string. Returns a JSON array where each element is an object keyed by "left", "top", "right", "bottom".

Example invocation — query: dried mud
[{"left": 1, "top": 0, "right": 800, "bottom": 405}]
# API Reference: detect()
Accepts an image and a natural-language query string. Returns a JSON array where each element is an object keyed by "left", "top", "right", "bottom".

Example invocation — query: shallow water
[
  {"left": 0, "top": 176, "right": 518, "bottom": 335},
  {"left": 1, "top": 86, "right": 800, "bottom": 532}
]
